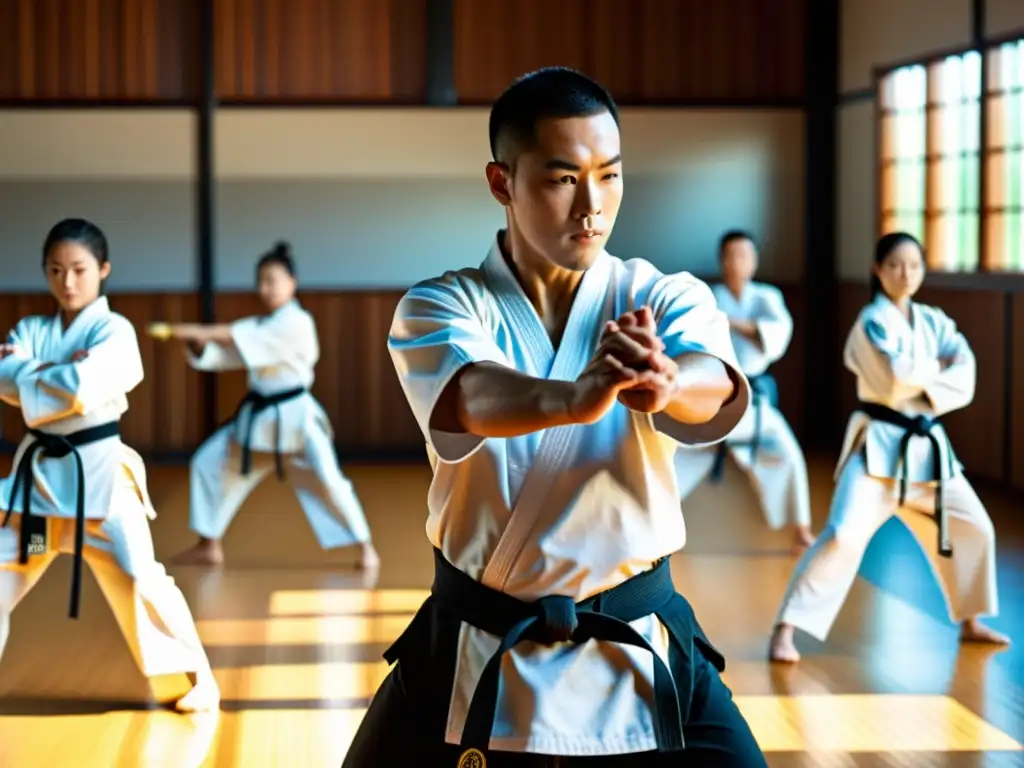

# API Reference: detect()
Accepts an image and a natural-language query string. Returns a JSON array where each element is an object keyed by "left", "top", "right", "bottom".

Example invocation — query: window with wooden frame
[
  {"left": 985, "top": 39, "right": 1024, "bottom": 271},
  {"left": 878, "top": 38, "right": 1024, "bottom": 273}
]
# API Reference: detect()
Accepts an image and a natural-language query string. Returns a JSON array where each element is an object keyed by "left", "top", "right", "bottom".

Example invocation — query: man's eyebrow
[{"left": 543, "top": 154, "right": 622, "bottom": 171}]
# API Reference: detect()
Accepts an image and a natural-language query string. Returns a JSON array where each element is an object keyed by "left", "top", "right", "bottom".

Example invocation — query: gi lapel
[
  {"left": 481, "top": 243, "right": 555, "bottom": 376},
  {"left": 479, "top": 251, "right": 612, "bottom": 591}
]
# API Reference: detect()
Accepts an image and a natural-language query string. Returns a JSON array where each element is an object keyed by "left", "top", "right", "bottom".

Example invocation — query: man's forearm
[
  {"left": 443, "top": 362, "right": 577, "bottom": 438},
  {"left": 661, "top": 353, "right": 736, "bottom": 424},
  {"left": 731, "top": 318, "right": 763, "bottom": 349}
]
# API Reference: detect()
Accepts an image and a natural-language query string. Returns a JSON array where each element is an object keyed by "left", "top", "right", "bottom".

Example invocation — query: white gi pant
[
  {"left": 0, "top": 466, "right": 210, "bottom": 691},
  {"left": 675, "top": 400, "right": 812, "bottom": 529},
  {"left": 776, "top": 452, "right": 999, "bottom": 640},
  {"left": 189, "top": 424, "right": 371, "bottom": 548}
]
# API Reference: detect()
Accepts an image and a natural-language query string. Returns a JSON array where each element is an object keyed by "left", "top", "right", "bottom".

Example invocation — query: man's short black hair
[
  {"left": 718, "top": 229, "right": 756, "bottom": 256},
  {"left": 488, "top": 67, "right": 620, "bottom": 166}
]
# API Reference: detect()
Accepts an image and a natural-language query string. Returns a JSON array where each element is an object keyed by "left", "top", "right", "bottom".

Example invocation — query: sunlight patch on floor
[{"left": 736, "top": 693, "right": 1024, "bottom": 752}]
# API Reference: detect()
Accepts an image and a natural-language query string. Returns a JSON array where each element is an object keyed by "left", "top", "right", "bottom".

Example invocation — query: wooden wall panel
[
  {"left": 214, "top": 0, "right": 428, "bottom": 102},
  {"left": 0, "top": 0, "right": 198, "bottom": 101},
  {"left": 1012, "top": 294, "right": 1024, "bottom": 491},
  {"left": 836, "top": 283, "right": 869, "bottom": 446},
  {"left": 775, "top": 284, "right": 806, "bottom": 442},
  {"left": 0, "top": 293, "right": 204, "bottom": 455},
  {"left": 836, "top": 283, "right": 1011, "bottom": 485},
  {"left": 453, "top": 0, "right": 806, "bottom": 104}
]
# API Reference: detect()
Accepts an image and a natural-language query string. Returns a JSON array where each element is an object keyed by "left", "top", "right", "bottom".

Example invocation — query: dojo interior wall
[
  {"left": 0, "top": 107, "right": 807, "bottom": 456},
  {"left": 0, "top": 0, "right": 811, "bottom": 458},
  {"left": 836, "top": 0, "right": 1024, "bottom": 489}
]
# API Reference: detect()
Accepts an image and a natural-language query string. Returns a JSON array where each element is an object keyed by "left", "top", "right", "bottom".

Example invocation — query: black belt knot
[
  {"left": 231, "top": 387, "right": 306, "bottom": 479},
  {"left": 907, "top": 414, "right": 935, "bottom": 436},
  {"left": 532, "top": 595, "right": 578, "bottom": 644},
  {"left": 424, "top": 550, "right": 687, "bottom": 754},
  {"left": 856, "top": 401, "right": 951, "bottom": 558},
  {"left": 1, "top": 421, "right": 121, "bottom": 619}
]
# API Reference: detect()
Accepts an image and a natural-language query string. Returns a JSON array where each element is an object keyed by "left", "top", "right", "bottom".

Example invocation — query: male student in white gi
[
  {"left": 674, "top": 230, "right": 815, "bottom": 550},
  {"left": 342, "top": 68, "right": 767, "bottom": 767}
]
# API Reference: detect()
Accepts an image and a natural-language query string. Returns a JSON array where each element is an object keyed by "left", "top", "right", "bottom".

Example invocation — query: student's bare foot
[
  {"left": 171, "top": 538, "right": 224, "bottom": 566},
  {"left": 175, "top": 669, "right": 221, "bottom": 713},
  {"left": 769, "top": 623, "right": 801, "bottom": 663},
  {"left": 359, "top": 543, "right": 381, "bottom": 571},
  {"left": 960, "top": 618, "right": 1010, "bottom": 645},
  {"left": 792, "top": 526, "right": 816, "bottom": 552}
]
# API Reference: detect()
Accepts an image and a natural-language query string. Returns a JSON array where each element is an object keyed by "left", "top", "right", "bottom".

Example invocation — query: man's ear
[{"left": 486, "top": 161, "right": 512, "bottom": 206}]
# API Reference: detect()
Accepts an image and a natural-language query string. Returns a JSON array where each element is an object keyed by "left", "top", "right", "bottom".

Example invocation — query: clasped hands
[{"left": 572, "top": 307, "right": 678, "bottom": 424}]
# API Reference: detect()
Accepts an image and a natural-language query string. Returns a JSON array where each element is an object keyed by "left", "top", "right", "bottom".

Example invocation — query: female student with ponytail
[{"left": 769, "top": 231, "right": 1009, "bottom": 662}]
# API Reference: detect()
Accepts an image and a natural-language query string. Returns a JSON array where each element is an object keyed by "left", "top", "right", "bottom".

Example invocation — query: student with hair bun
[{"left": 152, "top": 242, "right": 379, "bottom": 570}]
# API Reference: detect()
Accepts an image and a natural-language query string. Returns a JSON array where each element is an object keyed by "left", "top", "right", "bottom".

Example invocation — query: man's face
[
  {"left": 488, "top": 110, "right": 623, "bottom": 271},
  {"left": 721, "top": 237, "right": 758, "bottom": 286}
]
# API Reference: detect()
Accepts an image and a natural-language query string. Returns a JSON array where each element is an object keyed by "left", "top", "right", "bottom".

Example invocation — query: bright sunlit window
[
  {"left": 878, "top": 41, "right": 1022, "bottom": 273},
  {"left": 985, "top": 39, "right": 1024, "bottom": 271}
]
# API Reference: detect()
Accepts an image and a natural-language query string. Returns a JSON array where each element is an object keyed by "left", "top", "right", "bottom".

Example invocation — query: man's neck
[
  {"left": 500, "top": 228, "right": 583, "bottom": 344},
  {"left": 724, "top": 279, "right": 747, "bottom": 300}
]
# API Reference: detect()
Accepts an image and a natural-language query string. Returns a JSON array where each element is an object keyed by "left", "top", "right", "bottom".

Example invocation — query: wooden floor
[{"left": 1, "top": 453, "right": 1023, "bottom": 767}]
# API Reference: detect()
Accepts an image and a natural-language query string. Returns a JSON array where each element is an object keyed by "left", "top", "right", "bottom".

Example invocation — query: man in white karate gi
[
  {"left": 342, "top": 68, "right": 767, "bottom": 767},
  {"left": 674, "top": 230, "right": 815, "bottom": 549}
]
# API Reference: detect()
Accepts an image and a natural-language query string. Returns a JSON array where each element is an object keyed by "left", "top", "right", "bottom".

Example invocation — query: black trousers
[{"left": 342, "top": 645, "right": 767, "bottom": 767}]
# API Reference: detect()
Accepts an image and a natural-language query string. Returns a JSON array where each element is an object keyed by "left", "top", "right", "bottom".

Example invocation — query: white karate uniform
[
  {"left": 775, "top": 294, "right": 999, "bottom": 640},
  {"left": 674, "top": 281, "right": 811, "bottom": 529},
  {"left": 0, "top": 297, "right": 211, "bottom": 688},
  {"left": 186, "top": 300, "right": 371, "bottom": 548},
  {"left": 388, "top": 236, "right": 751, "bottom": 756}
]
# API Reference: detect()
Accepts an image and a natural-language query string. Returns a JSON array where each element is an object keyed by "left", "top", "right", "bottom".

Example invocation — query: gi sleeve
[
  {"left": 229, "top": 309, "right": 319, "bottom": 370},
  {"left": 19, "top": 315, "right": 143, "bottom": 427},
  {"left": 752, "top": 285, "right": 794, "bottom": 365},
  {"left": 388, "top": 275, "right": 511, "bottom": 463},
  {"left": 0, "top": 320, "right": 39, "bottom": 407},
  {"left": 844, "top": 310, "right": 937, "bottom": 401},
  {"left": 645, "top": 272, "right": 751, "bottom": 446},
  {"left": 922, "top": 308, "right": 975, "bottom": 416},
  {"left": 187, "top": 340, "right": 247, "bottom": 371}
]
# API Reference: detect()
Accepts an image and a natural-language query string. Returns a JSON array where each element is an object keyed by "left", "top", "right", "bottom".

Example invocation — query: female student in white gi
[
  {"left": 0, "top": 218, "right": 219, "bottom": 711},
  {"left": 770, "top": 231, "right": 1009, "bottom": 662},
  {"left": 152, "top": 243, "right": 379, "bottom": 570},
  {"left": 675, "top": 230, "right": 814, "bottom": 550}
]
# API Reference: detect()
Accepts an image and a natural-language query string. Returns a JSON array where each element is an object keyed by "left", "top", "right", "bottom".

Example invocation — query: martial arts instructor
[{"left": 343, "top": 67, "right": 766, "bottom": 767}]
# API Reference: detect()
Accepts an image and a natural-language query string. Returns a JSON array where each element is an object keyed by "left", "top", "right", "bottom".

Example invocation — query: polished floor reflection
[{"left": 0, "top": 456, "right": 1021, "bottom": 767}]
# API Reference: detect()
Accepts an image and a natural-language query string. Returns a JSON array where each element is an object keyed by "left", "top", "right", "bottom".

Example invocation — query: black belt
[
  {"left": 230, "top": 387, "right": 306, "bottom": 479},
  {"left": 405, "top": 550, "right": 699, "bottom": 754},
  {"left": 856, "top": 401, "right": 951, "bottom": 558},
  {"left": 711, "top": 372, "right": 777, "bottom": 483},
  {"left": 1, "top": 421, "right": 120, "bottom": 618}
]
